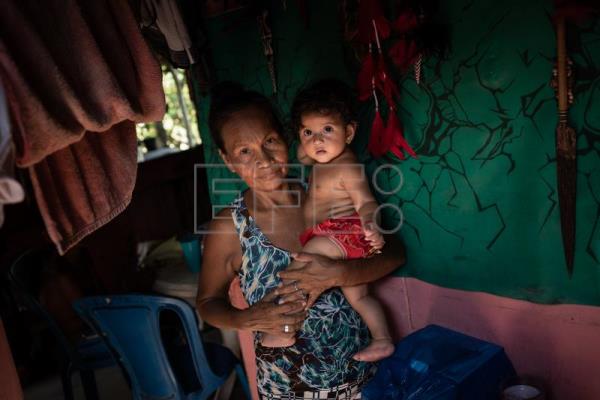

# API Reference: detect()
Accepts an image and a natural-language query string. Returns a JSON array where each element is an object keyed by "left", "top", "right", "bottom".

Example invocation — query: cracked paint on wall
[{"left": 362, "top": 0, "right": 600, "bottom": 305}]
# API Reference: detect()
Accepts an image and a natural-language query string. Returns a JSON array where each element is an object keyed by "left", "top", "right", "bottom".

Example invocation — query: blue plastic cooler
[{"left": 362, "top": 325, "right": 516, "bottom": 400}]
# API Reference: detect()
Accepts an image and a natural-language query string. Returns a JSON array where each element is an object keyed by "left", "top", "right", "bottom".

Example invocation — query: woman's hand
[
  {"left": 277, "top": 234, "right": 405, "bottom": 308},
  {"left": 277, "top": 252, "right": 341, "bottom": 309},
  {"left": 239, "top": 289, "right": 307, "bottom": 339}
]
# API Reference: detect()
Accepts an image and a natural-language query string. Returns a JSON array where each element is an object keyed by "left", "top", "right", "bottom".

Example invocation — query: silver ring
[
  {"left": 293, "top": 281, "right": 299, "bottom": 291},
  {"left": 283, "top": 324, "right": 290, "bottom": 333}
]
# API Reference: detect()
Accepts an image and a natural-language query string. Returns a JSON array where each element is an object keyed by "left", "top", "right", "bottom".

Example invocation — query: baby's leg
[
  {"left": 261, "top": 236, "right": 344, "bottom": 348},
  {"left": 342, "top": 285, "right": 394, "bottom": 362}
]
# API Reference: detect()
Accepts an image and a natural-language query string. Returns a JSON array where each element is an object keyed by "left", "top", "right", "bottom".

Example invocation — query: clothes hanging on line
[{"left": 140, "top": 0, "right": 199, "bottom": 68}]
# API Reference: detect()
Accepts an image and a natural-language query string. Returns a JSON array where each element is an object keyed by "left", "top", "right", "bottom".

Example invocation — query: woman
[{"left": 196, "top": 83, "right": 405, "bottom": 399}]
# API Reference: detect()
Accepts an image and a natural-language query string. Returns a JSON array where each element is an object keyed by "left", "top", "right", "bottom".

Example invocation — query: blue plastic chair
[
  {"left": 7, "top": 249, "right": 115, "bottom": 400},
  {"left": 73, "top": 294, "right": 250, "bottom": 400}
]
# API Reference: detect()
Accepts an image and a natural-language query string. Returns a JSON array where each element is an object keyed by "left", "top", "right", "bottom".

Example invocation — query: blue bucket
[{"left": 178, "top": 235, "right": 202, "bottom": 273}]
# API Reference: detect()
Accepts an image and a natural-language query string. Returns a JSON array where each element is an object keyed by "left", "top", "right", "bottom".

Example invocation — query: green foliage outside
[{"left": 136, "top": 64, "right": 201, "bottom": 155}]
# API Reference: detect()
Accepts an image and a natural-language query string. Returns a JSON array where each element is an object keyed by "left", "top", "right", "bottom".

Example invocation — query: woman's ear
[
  {"left": 345, "top": 122, "right": 357, "bottom": 144},
  {"left": 218, "top": 149, "right": 236, "bottom": 173}
]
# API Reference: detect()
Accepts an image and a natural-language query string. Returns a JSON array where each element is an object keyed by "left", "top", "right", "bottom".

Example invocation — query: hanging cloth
[
  {"left": 0, "top": 82, "right": 24, "bottom": 228},
  {"left": 140, "top": 0, "right": 198, "bottom": 68},
  {"left": 0, "top": 0, "right": 165, "bottom": 253}
]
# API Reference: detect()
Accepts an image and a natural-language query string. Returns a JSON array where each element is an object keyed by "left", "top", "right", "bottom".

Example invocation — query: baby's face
[{"left": 298, "top": 112, "right": 354, "bottom": 163}]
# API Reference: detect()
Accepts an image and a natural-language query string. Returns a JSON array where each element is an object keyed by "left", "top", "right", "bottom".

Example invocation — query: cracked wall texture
[{"left": 195, "top": 0, "right": 600, "bottom": 305}]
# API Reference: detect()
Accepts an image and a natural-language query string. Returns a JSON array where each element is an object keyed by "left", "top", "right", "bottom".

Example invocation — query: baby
[{"left": 262, "top": 79, "right": 394, "bottom": 362}]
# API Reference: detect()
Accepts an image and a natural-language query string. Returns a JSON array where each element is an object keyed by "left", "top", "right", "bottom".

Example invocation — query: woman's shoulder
[{"left": 206, "top": 207, "right": 237, "bottom": 234}]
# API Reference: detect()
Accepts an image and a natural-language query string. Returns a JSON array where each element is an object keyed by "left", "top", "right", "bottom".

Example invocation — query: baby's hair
[
  {"left": 209, "top": 82, "right": 284, "bottom": 152},
  {"left": 290, "top": 79, "right": 357, "bottom": 134}
]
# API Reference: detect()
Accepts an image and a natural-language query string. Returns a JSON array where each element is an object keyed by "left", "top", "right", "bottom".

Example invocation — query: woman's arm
[
  {"left": 277, "top": 233, "right": 406, "bottom": 307},
  {"left": 195, "top": 214, "right": 245, "bottom": 329},
  {"left": 196, "top": 211, "right": 307, "bottom": 336}
]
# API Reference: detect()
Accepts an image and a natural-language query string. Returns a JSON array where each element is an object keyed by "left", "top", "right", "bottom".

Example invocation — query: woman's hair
[
  {"left": 208, "top": 82, "right": 284, "bottom": 152},
  {"left": 290, "top": 78, "right": 357, "bottom": 134}
]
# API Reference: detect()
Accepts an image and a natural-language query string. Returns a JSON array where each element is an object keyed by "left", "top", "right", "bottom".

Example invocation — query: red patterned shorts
[{"left": 299, "top": 213, "right": 374, "bottom": 259}]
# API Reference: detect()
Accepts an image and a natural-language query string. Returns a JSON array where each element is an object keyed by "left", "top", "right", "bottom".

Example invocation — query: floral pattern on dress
[{"left": 230, "top": 194, "right": 374, "bottom": 394}]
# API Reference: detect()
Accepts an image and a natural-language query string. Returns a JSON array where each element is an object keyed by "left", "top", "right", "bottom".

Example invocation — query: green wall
[{"left": 194, "top": 0, "right": 600, "bottom": 305}]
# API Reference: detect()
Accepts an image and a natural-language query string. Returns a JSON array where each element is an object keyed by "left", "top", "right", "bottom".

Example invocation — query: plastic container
[
  {"left": 362, "top": 325, "right": 516, "bottom": 400},
  {"left": 178, "top": 234, "right": 202, "bottom": 273},
  {"left": 502, "top": 384, "right": 545, "bottom": 400}
]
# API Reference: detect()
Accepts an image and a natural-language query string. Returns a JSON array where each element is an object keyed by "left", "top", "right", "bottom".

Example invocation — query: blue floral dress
[{"left": 230, "top": 193, "right": 374, "bottom": 395}]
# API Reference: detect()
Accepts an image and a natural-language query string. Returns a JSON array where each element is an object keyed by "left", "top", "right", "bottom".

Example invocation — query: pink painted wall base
[
  {"left": 374, "top": 277, "right": 600, "bottom": 400},
  {"left": 234, "top": 277, "right": 600, "bottom": 400}
]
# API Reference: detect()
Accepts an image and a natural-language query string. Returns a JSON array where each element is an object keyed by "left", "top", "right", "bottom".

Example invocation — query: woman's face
[{"left": 219, "top": 107, "right": 289, "bottom": 192}]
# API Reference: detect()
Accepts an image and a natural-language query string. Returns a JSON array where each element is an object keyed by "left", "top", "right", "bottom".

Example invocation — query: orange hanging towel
[{"left": 0, "top": 0, "right": 166, "bottom": 253}]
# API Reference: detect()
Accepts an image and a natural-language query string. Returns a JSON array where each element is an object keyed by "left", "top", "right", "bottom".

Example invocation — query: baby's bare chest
[
  {"left": 304, "top": 169, "right": 354, "bottom": 222},
  {"left": 308, "top": 168, "right": 348, "bottom": 200}
]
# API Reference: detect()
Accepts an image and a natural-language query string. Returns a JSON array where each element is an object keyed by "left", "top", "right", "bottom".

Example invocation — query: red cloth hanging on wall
[
  {"left": 0, "top": 0, "right": 165, "bottom": 254},
  {"left": 355, "top": 0, "right": 417, "bottom": 161}
]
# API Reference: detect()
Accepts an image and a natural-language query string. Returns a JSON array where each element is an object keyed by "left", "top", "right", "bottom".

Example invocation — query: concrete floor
[
  {"left": 23, "top": 365, "right": 248, "bottom": 400},
  {"left": 24, "top": 366, "right": 131, "bottom": 400}
]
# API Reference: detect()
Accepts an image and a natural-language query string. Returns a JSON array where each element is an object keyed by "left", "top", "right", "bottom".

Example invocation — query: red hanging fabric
[
  {"left": 357, "top": 1, "right": 390, "bottom": 43},
  {"left": 377, "top": 59, "right": 399, "bottom": 107},
  {"left": 389, "top": 39, "right": 419, "bottom": 72},
  {"left": 387, "top": 111, "right": 417, "bottom": 160},
  {"left": 355, "top": 0, "right": 417, "bottom": 160},
  {"left": 382, "top": 108, "right": 399, "bottom": 157},
  {"left": 367, "top": 109, "right": 386, "bottom": 157},
  {"left": 392, "top": 12, "right": 419, "bottom": 33},
  {"left": 357, "top": 49, "right": 374, "bottom": 101}
]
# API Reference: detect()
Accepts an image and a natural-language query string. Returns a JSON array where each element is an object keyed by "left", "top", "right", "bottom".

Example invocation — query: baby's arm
[{"left": 341, "top": 165, "right": 385, "bottom": 249}]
